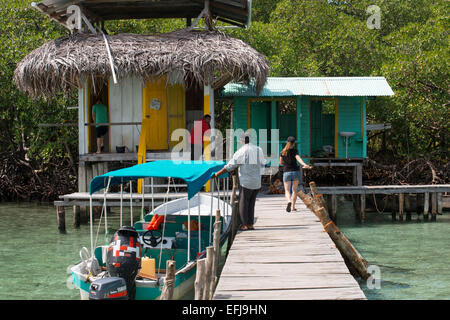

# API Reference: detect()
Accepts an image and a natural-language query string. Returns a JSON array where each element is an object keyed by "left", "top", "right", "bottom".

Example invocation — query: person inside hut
[
  {"left": 213, "top": 132, "right": 266, "bottom": 231},
  {"left": 188, "top": 114, "right": 211, "bottom": 160},
  {"left": 92, "top": 98, "right": 108, "bottom": 154},
  {"left": 280, "top": 136, "right": 312, "bottom": 212}
]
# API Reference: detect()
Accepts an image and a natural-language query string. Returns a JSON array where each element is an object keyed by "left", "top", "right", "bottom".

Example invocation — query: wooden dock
[{"left": 213, "top": 194, "right": 366, "bottom": 300}]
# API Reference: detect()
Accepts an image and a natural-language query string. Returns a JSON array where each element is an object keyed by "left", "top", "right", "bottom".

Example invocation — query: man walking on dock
[{"left": 214, "top": 132, "right": 266, "bottom": 231}]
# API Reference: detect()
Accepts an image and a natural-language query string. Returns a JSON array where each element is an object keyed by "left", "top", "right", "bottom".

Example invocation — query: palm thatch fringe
[{"left": 14, "top": 29, "right": 269, "bottom": 98}]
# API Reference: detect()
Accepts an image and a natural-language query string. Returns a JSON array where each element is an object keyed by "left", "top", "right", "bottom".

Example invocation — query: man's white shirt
[{"left": 224, "top": 143, "right": 266, "bottom": 190}]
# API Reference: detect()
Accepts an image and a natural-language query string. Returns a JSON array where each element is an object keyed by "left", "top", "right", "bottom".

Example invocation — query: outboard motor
[
  {"left": 106, "top": 226, "right": 141, "bottom": 299},
  {"left": 89, "top": 277, "right": 128, "bottom": 300}
]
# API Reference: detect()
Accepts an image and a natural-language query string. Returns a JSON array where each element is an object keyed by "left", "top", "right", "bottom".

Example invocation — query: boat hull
[{"left": 72, "top": 244, "right": 224, "bottom": 300}]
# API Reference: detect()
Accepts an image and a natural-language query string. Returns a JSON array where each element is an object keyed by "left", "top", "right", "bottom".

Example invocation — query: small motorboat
[{"left": 70, "top": 160, "right": 231, "bottom": 300}]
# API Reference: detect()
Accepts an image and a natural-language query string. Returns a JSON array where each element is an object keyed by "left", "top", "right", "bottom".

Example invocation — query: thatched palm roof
[{"left": 14, "top": 29, "right": 269, "bottom": 98}]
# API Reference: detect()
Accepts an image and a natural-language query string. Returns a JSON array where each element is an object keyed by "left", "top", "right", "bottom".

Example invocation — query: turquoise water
[
  {"left": 0, "top": 202, "right": 141, "bottom": 300},
  {"left": 336, "top": 198, "right": 450, "bottom": 300},
  {"left": 0, "top": 200, "right": 448, "bottom": 300}
]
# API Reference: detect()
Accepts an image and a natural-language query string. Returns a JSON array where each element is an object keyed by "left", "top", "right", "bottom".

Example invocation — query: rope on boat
[
  {"left": 93, "top": 177, "right": 112, "bottom": 251},
  {"left": 209, "top": 178, "right": 214, "bottom": 245}
]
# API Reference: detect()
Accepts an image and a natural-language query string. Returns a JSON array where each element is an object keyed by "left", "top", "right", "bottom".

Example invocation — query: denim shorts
[{"left": 283, "top": 170, "right": 301, "bottom": 182}]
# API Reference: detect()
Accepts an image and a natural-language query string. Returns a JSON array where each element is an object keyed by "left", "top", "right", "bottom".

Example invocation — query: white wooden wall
[
  {"left": 78, "top": 86, "right": 88, "bottom": 155},
  {"left": 78, "top": 77, "right": 143, "bottom": 155},
  {"left": 109, "top": 76, "right": 143, "bottom": 152}
]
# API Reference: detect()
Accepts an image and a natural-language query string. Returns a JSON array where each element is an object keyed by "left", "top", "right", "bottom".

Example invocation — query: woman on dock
[{"left": 280, "top": 136, "right": 311, "bottom": 212}]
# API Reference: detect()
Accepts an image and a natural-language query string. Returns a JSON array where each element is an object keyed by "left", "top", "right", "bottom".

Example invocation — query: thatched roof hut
[{"left": 14, "top": 29, "right": 269, "bottom": 98}]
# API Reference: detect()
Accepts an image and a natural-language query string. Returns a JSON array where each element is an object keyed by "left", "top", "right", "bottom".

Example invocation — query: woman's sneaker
[{"left": 286, "top": 202, "right": 291, "bottom": 212}]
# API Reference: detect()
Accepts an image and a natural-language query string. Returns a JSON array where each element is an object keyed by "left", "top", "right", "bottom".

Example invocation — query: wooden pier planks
[{"left": 213, "top": 194, "right": 366, "bottom": 300}]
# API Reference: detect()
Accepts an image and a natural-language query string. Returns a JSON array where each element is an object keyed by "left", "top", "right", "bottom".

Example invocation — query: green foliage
[
  {"left": 0, "top": 0, "right": 448, "bottom": 200},
  {"left": 0, "top": 2, "right": 75, "bottom": 163},
  {"left": 378, "top": 5, "right": 449, "bottom": 160},
  {"left": 226, "top": 0, "right": 449, "bottom": 162}
]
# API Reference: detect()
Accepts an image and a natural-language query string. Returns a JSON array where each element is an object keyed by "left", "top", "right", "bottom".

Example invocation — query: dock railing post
[
  {"left": 194, "top": 258, "right": 206, "bottom": 300},
  {"left": 227, "top": 171, "right": 239, "bottom": 253},
  {"left": 209, "top": 209, "right": 222, "bottom": 299},
  {"left": 204, "top": 246, "right": 214, "bottom": 300},
  {"left": 160, "top": 260, "right": 176, "bottom": 300},
  {"left": 298, "top": 187, "right": 370, "bottom": 280}
]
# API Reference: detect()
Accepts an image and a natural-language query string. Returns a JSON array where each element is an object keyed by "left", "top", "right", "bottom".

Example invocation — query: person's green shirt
[{"left": 92, "top": 104, "right": 108, "bottom": 127}]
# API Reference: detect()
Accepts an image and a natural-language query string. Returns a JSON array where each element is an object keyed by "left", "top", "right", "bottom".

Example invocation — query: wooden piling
[
  {"left": 194, "top": 258, "right": 206, "bottom": 300},
  {"left": 82, "top": 206, "right": 89, "bottom": 224},
  {"left": 73, "top": 205, "right": 80, "bottom": 228},
  {"left": 391, "top": 194, "right": 397, "bottom": 221},
  {"left": 227, "top": 201, "right": 239, "bottom": 254},
  {"left": 437, "top": 193, "right": 443, "bottom": 215},
  {"left": 56, "top": 206, "right": 66, "bottom": 233},
  {"left": 204, "top": 246, "right": 214, "bottom": 300},
  {"left": 227, "top": 172, "right": 240, "bottom": 253},
  {"left": 423, "top": 192, "right": 430, "bottom": 221},
  {"left": 405, "top": 194, "right": 411, "bottom": 221},
  {"left": 360, "top": 194, "right": 366, "bottom": 222},
  {"left": 416, "top": 193, "right": 423, "bottom": 221},
  {"left": 160, "top": 260, "right": 176, "bottom": 300},
  {"left": 297, "top": 189, "right": 369, "bottom": 280},
  {"left": 210, "top": 211, "right": 222, "bottom": 297},
  {"left": 331, "top": 194, "right": 337, "bottom": 222},
  {"left": 353, "top": 195, "right": 361, "bottom": 221},
  {"left": 398, "top": 193, "right": 404, "bottom": 221},
  {"left": 431, "top": 192, "right": 437, "bottom": 221}
]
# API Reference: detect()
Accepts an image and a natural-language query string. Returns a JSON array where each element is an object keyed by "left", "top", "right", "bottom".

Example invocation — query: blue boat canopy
[{"left": 89, "top": 160, "right": 227, "bottom": 199}]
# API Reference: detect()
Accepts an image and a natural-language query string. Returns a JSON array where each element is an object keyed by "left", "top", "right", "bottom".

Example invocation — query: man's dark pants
[
  {"left": 239, "top": 186, "right": 259, "bottom": 226},
  {"left": 190, "top": 143, "right": 204, "bottom": 160}
]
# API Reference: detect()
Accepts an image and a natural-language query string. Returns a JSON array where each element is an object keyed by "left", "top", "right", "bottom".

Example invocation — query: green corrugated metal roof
[{"left": 221, "top": 77, "right": 394, "bottom": 97}]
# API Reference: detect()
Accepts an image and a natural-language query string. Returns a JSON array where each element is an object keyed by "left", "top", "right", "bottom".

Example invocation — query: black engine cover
[{"left": 106, "top": 226, "right": 141, "bottom": 299}]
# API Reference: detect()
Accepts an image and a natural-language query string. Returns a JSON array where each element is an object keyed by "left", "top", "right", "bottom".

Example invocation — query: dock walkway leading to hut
[{"left": 213, "top": 194, "right": 366, "bottom": 300}]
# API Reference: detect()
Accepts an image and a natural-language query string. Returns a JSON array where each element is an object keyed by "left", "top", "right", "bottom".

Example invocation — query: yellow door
[
  {"left": 142, "top": 77, "right": 168, "bottom": 150},
  {"left": 168, "top": 84, "right": 186, "bottom": 149}
]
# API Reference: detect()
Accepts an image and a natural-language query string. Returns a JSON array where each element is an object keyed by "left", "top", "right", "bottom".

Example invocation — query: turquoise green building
[{"left": 221, "top": 77, "right": 394, "bottom": 164}]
